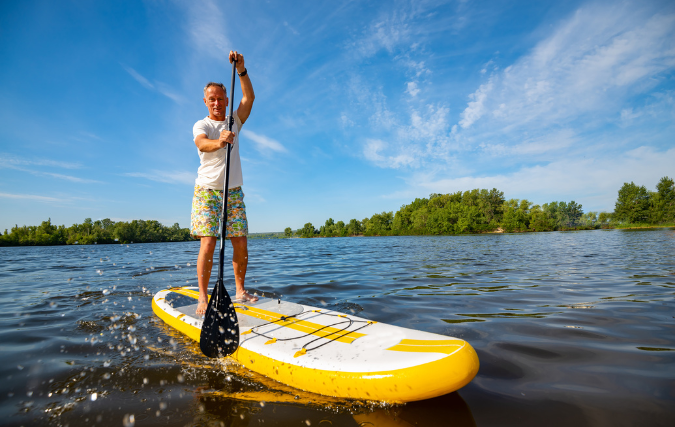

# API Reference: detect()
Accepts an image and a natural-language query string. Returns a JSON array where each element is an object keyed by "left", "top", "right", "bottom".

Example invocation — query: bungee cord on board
[{"left": 241, "top": 309, "right": 375, "bottom": 354}]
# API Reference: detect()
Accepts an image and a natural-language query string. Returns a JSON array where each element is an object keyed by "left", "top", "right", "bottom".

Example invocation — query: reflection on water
[{"left": 0, "top": 229, "right": 674, "bottom": 426}]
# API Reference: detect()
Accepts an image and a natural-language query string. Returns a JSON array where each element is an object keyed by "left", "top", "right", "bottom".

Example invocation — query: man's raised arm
[{"left": 230, "top": 50, "right": 255, "bottom": 124}]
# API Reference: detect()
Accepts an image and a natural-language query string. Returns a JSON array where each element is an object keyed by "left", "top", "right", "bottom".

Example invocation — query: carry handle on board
[{"left": 199, "top": 59, "right": 240, "bottom": 358}]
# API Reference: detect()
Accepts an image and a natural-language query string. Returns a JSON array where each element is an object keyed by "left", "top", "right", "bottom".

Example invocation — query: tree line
[
  {"left": 0, "top": 218, "right": 193, "bottom": 246},
  {"left": 287, "top": 176, "right": 675, "bottom": 238},
  {"left": 3, "top": 177, "right": 672, "bottom": 245}
]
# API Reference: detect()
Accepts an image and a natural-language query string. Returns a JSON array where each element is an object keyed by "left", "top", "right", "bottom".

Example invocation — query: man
[{"left": 191, "top": 50, "right": 258, "bottom": 316}]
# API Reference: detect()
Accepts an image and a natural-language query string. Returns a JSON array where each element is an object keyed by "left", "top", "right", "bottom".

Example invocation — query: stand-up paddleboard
[{"left": 152, "top": 286, "right": 479, "bottom": 403}]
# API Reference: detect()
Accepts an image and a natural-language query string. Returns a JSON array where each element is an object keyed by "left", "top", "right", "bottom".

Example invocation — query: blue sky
[{"left": 1, "top": 0, "right": 673, "bottom": 233}]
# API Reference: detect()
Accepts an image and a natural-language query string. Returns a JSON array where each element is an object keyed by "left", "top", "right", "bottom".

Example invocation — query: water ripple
[{"left": 0, "top": 230, "right": 674, "bottom": 426}]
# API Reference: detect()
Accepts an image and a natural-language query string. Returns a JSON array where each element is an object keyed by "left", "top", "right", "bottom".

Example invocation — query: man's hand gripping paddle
[{"left": 199, "top": 59, "right": 240, "bottom": 358}]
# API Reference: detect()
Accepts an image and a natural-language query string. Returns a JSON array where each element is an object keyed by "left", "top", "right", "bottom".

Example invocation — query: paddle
[{"left": 199, "top": 59, "right": 240, "bottom": 358}]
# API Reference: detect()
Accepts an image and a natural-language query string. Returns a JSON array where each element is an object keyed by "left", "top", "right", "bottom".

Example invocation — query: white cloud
[
  {"left": 124, "top": 170, "right": 195, "bottom": 185},
  {"left": 363, "top": 138, "right": 415, "bottom": 169},
  {"left": 241, "top": 130, "right": 287, "bottom": 154},
  {"left": 456, "top": 6, "right": 675, "bottom": 132},
  {"left": 154, "top": 81, "right": 185, "bottom": 104},
  {"left": 346, "top": 73, "right": 457, "bottom": 168},
  {"left": 183, "top": 0, "right": 231, "bottom": 59},
  {"left": 355, "top": 2, "right": 675, "bottom": 182},
  {"left": 340, "top": 113, "right": 355, "bottom": 128},
  {"left": 122, "top": 65, "right": 185, "bottom": 104},
  {"left": 41, "top": 172, "right": 102, "bottom": 184},
  {"left": 1, "top": 153, "right": 82, "bottom": 169},
  {"left": 458, "top": 79, "right": 492, "bottom": 129},
  {"left": 398, "top": 58, "right": 430, "bottom": 77},
  {"left": 0, "top": 155, "right": 101, "bottom": 183},
  {"left": 406, "top": 81, "right": 420, "bottom": 97},
  {"left": 355, "top": 14, "right": 410, "bottom": 57},
  {"left": 122, "top": 65, "right": 154, "bottom": 90},
  {"left": 480, "top": 129, "right": 578, "bottom": 157},
  {"left": 410, "top": 146, "right": 675, "bottom": 211},
  {"left": 0, "top": 192, "right": 63, "bottom": 202},
  {"left": 284, "top": 21, "right": 299, "bottom": 36},
  {"left": 352, "top": 3, "right": 440, "bottom": 58}
]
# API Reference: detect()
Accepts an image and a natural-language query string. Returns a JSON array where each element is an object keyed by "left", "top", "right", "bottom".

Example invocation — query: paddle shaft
[{"left": 216, "top": 60, "right": 238, "bottom": 284}]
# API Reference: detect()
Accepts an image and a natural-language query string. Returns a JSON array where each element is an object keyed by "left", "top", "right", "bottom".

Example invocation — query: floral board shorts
[{"left": 190, "top": 185, "right": 248, "bottom": 238}]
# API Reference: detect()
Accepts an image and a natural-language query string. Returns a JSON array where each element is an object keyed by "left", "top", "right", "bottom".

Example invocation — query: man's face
[{"left": 204, "top": 86, "right": 228, "bottom": 120}]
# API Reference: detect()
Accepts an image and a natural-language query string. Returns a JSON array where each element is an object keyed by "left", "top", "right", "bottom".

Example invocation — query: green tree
[
  {"left": 529, "top": 205, "right": 555, "bottom": 231},
  {"left": 335, "top": 220, "right": 346, "bottom": 237},
  {"left": 347, "top": 219, "right": 362, "bottom": 236},
  {"left": 365, "top": 212, "right": 393, "bottom": 235},
  {"left": 321, "top": 218, "right": 336, "bottom": 237},
  {"left": 567, "top": 201, "right": 584, "bottom": 227},
  {"left": 651, "top": 176, "right": 675, "bottom": 223},
  {"left": 500, "top": 199, "right": 531, "bottom": 232},
  {"left": 479, "top": 188, "right": 505, "bottom": 225},
  {"left": 614, "top": 182, "right": 651, "bottom": 223},
  {"left": 581, "top": 211, "right": 597, "bottom": 227},
  {"left": 411, "top": 207, "right": 429, "bottom": 231},
  {"left": 301, "top": 222, "right": 317, "bottom": 238},
  {"left": 284, "top": 227, "right": 293, "bottom": 238}
]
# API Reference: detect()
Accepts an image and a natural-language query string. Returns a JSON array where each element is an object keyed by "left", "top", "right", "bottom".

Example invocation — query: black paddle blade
[{"left": 199, "top": 278, "right": 240, "bottom": 357}]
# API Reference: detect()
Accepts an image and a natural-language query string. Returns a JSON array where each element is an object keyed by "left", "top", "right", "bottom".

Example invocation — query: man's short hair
[{"left": 204, "top": 82, "right": 226, "bottom": 97}]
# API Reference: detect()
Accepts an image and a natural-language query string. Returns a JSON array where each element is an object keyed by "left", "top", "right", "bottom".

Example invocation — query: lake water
[{"left": 1, "top": 230, "right": 673, "bottom": 426}]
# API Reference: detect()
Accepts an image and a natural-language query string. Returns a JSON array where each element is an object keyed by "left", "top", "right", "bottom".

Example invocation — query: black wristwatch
[{"left": 238, "top": 68, "right": 248, "bottom": 77}]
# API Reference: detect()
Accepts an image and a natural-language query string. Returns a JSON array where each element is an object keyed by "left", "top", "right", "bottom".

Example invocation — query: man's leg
[
  {"left": 231, "top": 236, "right": 257, "bottom": 301},
  {"left": 196, "top": 236, "right": 217, "bottom": 315}
]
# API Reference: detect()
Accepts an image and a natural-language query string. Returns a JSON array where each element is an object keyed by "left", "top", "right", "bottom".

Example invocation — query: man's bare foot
[
  {"left": 196, "top": 298, "right": 208, "bottom": 316},
  {"left": 236, "top": 291, "right": 258, "bottom": 303}
]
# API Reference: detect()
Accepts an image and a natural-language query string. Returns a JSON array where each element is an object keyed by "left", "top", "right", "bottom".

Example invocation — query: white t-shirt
[{"left": 193, "top": 111, "right": 243, "bottom": 190}]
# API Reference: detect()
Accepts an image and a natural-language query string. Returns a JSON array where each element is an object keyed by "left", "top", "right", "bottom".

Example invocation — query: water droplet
[
  {"left": 17, "top": 365, "right": 24, "bottom": 370},
  {"left": 143, "top": 378, "right": 149, "bottom": 385},
  {"left": 260, "top": 401, "right": 265, "bottom": 407},
  {"left": 26, "top": 391, "right": 33, "bottom": 397},
  {"left": 305, "top": 420, "right": 312, "bottom": 426},
  {"left": 102, "top": 373, "right": 111, "bottom": 380},
  {"left": 177, "top": 374, "right": 184, "bottom": 383},
  {"left": 159, "top": 402, "right": 167, "bottom": 410},
  {"left": 102, "top": 289, "right": 110, "bottom": 295},
  {"left": 122, "top": 414, "right": 135, "bottom": 427},
  {"left": 90, "top": 392, "right": 97, "bottom": 401},
  {"left": 49, "top": 301, "right": 57, "bottom": 308}
]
